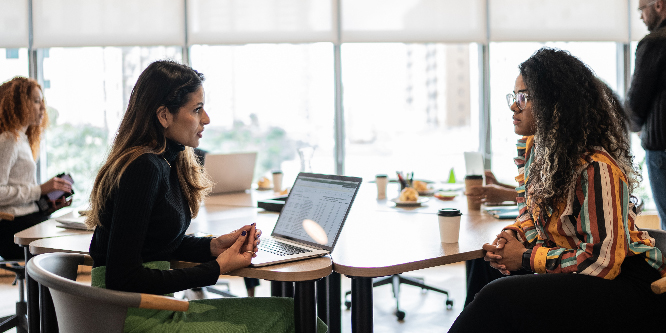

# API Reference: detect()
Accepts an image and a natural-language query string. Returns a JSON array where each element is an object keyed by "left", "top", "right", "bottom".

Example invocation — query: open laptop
[
  {"left": 251, "top": 172, "right": 362, "bottom": 267},
  {"left": 204, "top": 152, "right": 257, "bottom": 194}
]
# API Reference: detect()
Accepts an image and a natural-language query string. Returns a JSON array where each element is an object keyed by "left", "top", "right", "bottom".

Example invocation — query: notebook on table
[
  {"left": 251, "top": 172, "right": 362, "bottom": 267},
  {"left": 204, "top": 152, "right": 257, "bottom": 194}
]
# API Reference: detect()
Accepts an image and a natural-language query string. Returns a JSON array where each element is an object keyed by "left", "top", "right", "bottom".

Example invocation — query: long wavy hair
[
  {"left": 519, "top": 48, "right": 639, "bottom": 217},
  {"left": 0, "top": 77, "right": 48, "bottom": 160},
  {"left": 86, "top": 60, "right": 212, "bottom": 229}
]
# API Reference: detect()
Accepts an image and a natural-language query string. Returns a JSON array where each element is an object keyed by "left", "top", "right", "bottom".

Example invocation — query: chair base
[
  {"left": 344, "top": 274, "right": 453, "bottom": 321},
  {"left": 0, "top": 298, "right": 27, "bottom": 333}
]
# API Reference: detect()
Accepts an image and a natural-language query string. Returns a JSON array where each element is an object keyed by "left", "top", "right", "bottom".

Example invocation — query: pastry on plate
[
  {"left": 257, "top": 177, "right": 271, "bottom": 188},
  {"left": 413, "top": 180, "right": 429, "bottom": 192},
  {"left": 399, "top": 187, "right": 419, "bottom": 202}
]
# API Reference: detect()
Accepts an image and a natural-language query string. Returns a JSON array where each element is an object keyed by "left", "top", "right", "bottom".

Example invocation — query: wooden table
[
  {"left": 17, "top": 202, "right": 332, "bottom": 333},
  {"left": 332, "top": 193, "right": 508, "bottom": 333}
]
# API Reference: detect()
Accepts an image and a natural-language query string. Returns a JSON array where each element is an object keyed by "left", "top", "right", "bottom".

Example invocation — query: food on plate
[
  {"left": 257, "top": 177, "right": 271, "bottom": 188},
  {"left": 399, "top": 187, "right": 419, "bottom": 202},
  {"left": 279, "top": 187, "right": 290, "bottom": 195},
  {"left": 412, "top": 180, "right": 429, "bottom": 192},
  {"left": 434, "top": 191, "right": 457, "bottom": 201}
]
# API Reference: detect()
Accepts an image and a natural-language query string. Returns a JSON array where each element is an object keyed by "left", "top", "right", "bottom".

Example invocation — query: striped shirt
[{"left": 504, "top": 136, "right": 666, "bottom": 279}]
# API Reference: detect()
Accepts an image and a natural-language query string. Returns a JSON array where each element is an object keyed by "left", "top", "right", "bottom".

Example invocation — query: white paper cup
[
  {"left": 376, "top": 175, "right": 388, "bottom": 199},
  {"left": 438, "top": 208, "right": 462, "bottom": 243},
  {"left": 272, "top": 171, "right": 283, "bottom": 193}
]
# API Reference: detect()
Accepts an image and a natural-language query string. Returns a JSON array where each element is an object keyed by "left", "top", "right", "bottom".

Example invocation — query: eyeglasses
[
  {"left": 506, "top": 92, "right": 530, "bottom": 111},
  {"left": 638, "top": 0, "right": 659, "bottom": 12}
]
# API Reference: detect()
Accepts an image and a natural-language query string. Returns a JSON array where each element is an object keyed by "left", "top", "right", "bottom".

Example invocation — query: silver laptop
[
  {"left": 204, "top": 152, "right": 257, "bottom": 194},
  {"left": 251, "top": 172, "right": 362, "bottom": 267}
]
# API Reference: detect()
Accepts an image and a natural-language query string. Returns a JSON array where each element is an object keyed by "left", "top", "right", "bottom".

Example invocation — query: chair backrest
[{"left": 26, "top": 253, "right": 188, "bottom": 333}]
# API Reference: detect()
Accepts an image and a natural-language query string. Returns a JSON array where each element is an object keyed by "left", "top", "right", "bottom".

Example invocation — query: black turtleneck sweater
[{"left": 89, "top": 139, "right": 220, "bottom": 295}]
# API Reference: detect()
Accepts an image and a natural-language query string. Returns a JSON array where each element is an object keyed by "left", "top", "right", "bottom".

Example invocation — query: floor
[{"left": 0, "top": 262, "right": 466, "bottom": 332}]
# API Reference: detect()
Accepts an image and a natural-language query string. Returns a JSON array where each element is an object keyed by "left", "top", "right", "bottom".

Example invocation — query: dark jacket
[{"left": 627, "top": 19, "right": 666, "bottom": 150}]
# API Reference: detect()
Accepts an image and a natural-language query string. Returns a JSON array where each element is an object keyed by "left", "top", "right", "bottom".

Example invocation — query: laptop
[
  {"left": 251, "top": 172, "right": 362, "bottom": 267},
  {"left": 204, "top": 152, "right": 257, "bottom": 194}
]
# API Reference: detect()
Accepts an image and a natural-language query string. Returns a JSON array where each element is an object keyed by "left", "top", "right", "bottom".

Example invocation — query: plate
[
  {"left": 256, "top": 186, "right": 273, "bottom": 191},
  {"left": 434, "top": 192, "right": 457, "bottom": 201},
  {"left": 390, "top": 198, "right": 429, "bottom": 206}
]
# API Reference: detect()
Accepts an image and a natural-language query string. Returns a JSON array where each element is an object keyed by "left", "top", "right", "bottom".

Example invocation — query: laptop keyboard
[{"left": 259, "top": 238, "right": 313, "bottom": 256}]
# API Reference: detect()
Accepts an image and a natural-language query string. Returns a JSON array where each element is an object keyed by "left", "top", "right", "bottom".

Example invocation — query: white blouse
[{"left": 0, "top": 131, "right": 41, "bottom": 217}]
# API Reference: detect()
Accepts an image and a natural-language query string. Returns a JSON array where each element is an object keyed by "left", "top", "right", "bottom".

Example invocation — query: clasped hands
[
  {"left": 210, "top": 224, "right": 262, "bottom": 274},
  {"left": 482, "top": 230, "right": 527, "bottom": 275}
]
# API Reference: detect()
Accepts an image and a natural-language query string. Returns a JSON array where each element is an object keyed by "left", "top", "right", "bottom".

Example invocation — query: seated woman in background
[
  {"left": 0, "top": 77, "right": 72, "bottom": 260},
  {"left": 450, "top": 48, "right": 666, "bottom": 332},
  {"left": 86, "top": 60, "right": 326, "bottom": 332}
]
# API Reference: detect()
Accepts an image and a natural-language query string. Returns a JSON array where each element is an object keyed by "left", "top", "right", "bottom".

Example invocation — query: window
[
  {"left": 42, "top": 46, "right": 182, "bottom": 206},
  {"left": 342, "top": 43, "right": 480, "bottom": 183},
  {"left": 190, "top": 43, "right": 335, "bottom": 185},
  {"left": 0, "top": 48, "right": 29, "bottom": 83}
]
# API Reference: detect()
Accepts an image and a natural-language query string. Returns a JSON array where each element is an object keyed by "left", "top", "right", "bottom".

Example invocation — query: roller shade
[
  {"left": 0, "top": 0, "right": 29, "bottom": 48},
  {"left": 489, "top": 0, "right": 630, "bottom": 42},
  {"left": 341, "top": 0, "right": 487, "bottom": 43},
  {"left": 187, "top": 0, "right": 335, "bottom": 44},
  {"left": 32, "top": 0, "right": 185, "bottom": 48}
]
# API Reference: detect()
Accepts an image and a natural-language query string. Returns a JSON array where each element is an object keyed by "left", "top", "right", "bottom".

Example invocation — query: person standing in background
[{"left": 626, "top": 0, "right": 666, "bottom": 229}]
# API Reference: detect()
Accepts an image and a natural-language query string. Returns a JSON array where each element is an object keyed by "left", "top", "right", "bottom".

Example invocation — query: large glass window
[
  {"left": 42, "top": 46, "right": 182, "bottom": 206},
  {"left": 489, "top": 42, "right": 618, "bottom": 185},
  {"left": 190, "top": 43, "right": 335, "bottom": 185},
  {"left": 0, "top": 48, "right": 29, "bottom": 83},
  {"left": 342, "top": 43, "right": 480, "bottom": 183}
]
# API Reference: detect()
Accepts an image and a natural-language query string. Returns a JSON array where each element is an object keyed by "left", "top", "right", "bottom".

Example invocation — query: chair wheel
[
  {"left": 446, "top": 300, "right": 454, "bottom": 309},
  {"left": 396, "top": 310, "right": 405, "bottom": 321},
  {"left": 344, "top": 301, "right": 351, "bottom": 310}
]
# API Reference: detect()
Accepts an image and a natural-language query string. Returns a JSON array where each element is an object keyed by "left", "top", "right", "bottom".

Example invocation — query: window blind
[
  {"left": 0, "top": 0, "right": 29, "bottom": 48},
  {"left": 32, "top": 0, "right": 185, "bottom": 48}
]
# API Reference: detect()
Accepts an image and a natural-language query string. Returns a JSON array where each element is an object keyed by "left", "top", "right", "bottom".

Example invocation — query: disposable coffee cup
[
  {"left": 438, "top": 208, "right": 462, "bottom": 243},
  {"left": 376, "top": 174, "right": 388, "bottom": 200},
  {"left": 465, "top": 175, "right": 484, "bottom": 210},
  {"left": 272, "top": 170, "right": 283, "bottom": 193}
]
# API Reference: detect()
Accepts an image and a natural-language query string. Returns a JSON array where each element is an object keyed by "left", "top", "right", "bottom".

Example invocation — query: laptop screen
[{"left": 271, "top": 173, "right": 362, "bottom": 251}]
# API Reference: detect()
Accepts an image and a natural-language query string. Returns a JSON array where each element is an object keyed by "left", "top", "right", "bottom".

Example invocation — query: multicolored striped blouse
[{"left": 504, "top": 136, "right": 666, "bottom": 279}]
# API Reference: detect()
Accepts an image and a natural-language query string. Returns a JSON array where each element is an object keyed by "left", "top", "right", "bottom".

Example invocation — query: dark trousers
[
  {"left": 0, "top": 211, "right": 50, "bottom": 260},
  {"left": 464, "top": 258, "right": 531, "bottom": 307},
  {"left": 453, "top": 256, "right": 666, "bottom": 332}
]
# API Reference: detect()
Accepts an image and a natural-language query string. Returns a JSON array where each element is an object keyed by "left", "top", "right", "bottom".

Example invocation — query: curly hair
[
  {"left": 519, "top": 48, "right": 640, "bottom": 217},
  {"left": 86, "top": 60, "right": 212, "bottom": 229},
  {"left": 0, "top": 77, "right": 48, "bottom": 160}
]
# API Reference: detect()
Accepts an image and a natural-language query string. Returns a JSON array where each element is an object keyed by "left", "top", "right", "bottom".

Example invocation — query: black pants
[
  {"left": 0, "top": 212, "right": 50, "bottom": 260},
  {"left": 464, "top": 258, "right": 532, "bottom": 307},
  {"left": 452, "top": 255, "right": 666, "bottom": 332}
]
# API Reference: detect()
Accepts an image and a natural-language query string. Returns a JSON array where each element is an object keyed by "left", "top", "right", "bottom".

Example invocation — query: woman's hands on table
[
  {"left": 210, "top": 223, "right": 261, "bottom": 274},
  {"left": 482, "top": 230, "right": 526, "bottom": 275},
  {"left": 211, "top": 224, "right": 262, "bottom": 274}
]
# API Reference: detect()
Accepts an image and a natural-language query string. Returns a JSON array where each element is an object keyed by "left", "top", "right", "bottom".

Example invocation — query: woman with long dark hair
[
  {"left": 450, "top": 48, "right": 666, "bottom": 332},
  {"left": 87, "top": 60, "right": 325, "bottom": 332},
  {"left": 0, "top": 77, "right": 72, "bottom": 260}
]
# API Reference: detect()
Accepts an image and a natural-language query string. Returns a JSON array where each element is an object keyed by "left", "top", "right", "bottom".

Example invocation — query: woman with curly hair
[
  {"left": 87, "top": 60, "right": 326, "bottom": 332},
  {"left": 0, "top": 77, "right": 72, "bottom": 260},
  {"left": 450, "top": 48, "right": 666, "bottom": 332}
]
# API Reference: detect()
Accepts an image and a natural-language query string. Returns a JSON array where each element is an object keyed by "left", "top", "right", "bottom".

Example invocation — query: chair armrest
[
  {"left": 0, "top": 212, "right": 14, "bottom": 221},
  {"left": 140, "top": 294, "right": 189, "bottom": 312},
  {"left": 651, "top": 276, "right": 666, "bottom": 294}
]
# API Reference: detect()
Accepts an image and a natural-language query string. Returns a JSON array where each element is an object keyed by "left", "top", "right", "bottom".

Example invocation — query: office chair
[
  {"left": 0, "top": 212, "right": 27, "bottom": 333},
  {"left": 344, "top": 274, "right": 453, "bottom": 321},
  {"left": 26, "top": 253, "right": 189, "bottom": 333}
]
